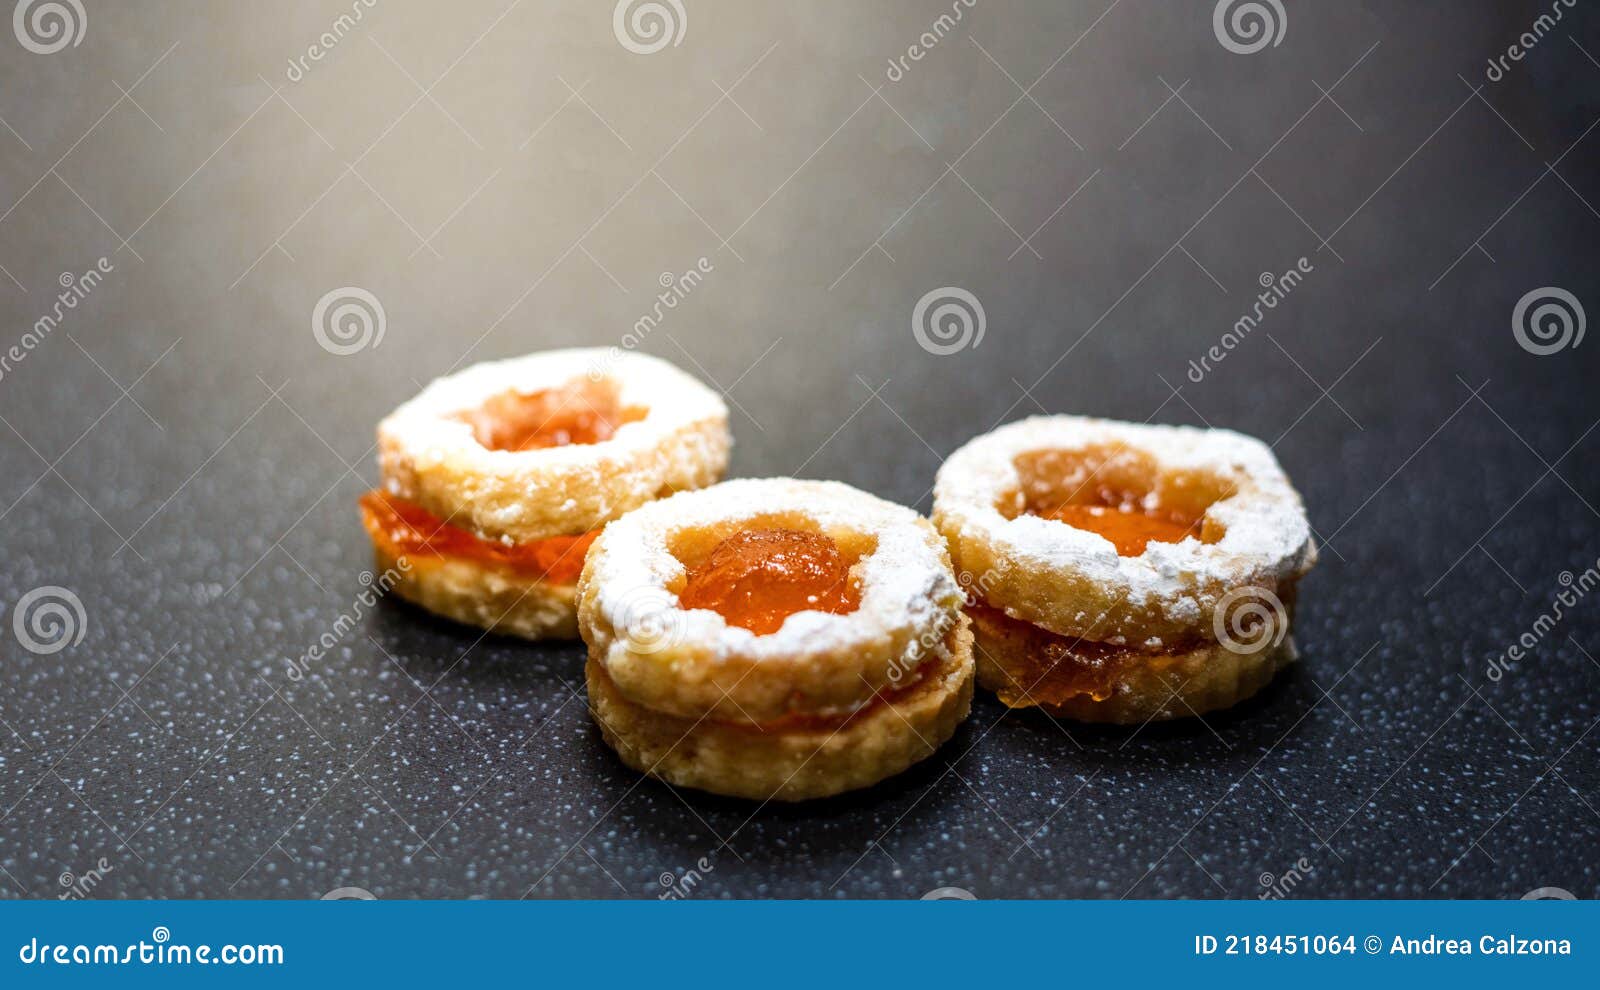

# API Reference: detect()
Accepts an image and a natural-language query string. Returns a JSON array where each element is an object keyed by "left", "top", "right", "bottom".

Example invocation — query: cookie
[
  {"left": 362, "top": 349, "right": 730, "bottom": 639},
  {"left": 578, "top": 478, "right": 974, "bottom": 799},
  {"left": 933, "top": 415, "right": 1316, "bottom": 722}
]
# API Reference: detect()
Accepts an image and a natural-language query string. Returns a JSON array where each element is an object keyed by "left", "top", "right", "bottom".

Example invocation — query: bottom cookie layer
[
  {"left": 970, "top": 605, "right": 1294, "bottom": 724},
  {"left": 586, "top": 617, "right": 974, "bottom": 801},
  {"left": 371, "top": 541, "right": 579, "bottom": 640}
]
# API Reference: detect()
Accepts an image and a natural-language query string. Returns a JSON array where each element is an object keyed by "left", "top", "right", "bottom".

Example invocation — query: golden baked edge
[
  {"left": 586, "top": 615, "right": 974, "bottom": 801},
  {"left": 372, "top": 542, "right": 580, "bottom": 640}
]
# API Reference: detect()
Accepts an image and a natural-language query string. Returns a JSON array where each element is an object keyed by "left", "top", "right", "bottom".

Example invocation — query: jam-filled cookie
[
  {"left": 577, "top": 478, "right": 973, "bottom": 801},
  {"left": 362, "top": 349, "right": 730, "bottom": 639},
  {"left": 933, "top": 416, "right": 1316, "bottom": 723}
]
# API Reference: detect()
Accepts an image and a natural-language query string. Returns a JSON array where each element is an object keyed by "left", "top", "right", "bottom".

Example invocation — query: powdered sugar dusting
[
  {"left": 590, "top": 478, "right": 961, "bottom": 661},
  {"left": 376, "top": 348, "right": 729, "bottom": 540},
  {"left": 934, "top": 416, "right": 1316, "bottom": 614},
  {"left": 383, "top": 348, "right": 724, "bottom": 471}
]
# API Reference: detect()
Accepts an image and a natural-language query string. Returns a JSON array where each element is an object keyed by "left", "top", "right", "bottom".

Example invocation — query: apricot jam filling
[
  {"left": 677, "top": 528, "right": 862, "bottom": 635},
  {"left": 359, "top": 490, "right": 596, "bottom": 584},
  {"left": 1012, "top": 444, "right": 1229, "bottom": 557},
  {"left": 454, "top": 381, "right": 646, "bottom": 452},
  {"left": 1040, "top": 502, "right": 1199, "bottom": 556},
  {"left": 970, "top": 603, "right": 1185, "bottom": 707}
]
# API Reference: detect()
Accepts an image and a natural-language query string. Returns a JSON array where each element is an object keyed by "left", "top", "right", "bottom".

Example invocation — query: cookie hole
[
  {"left": 455, "top": 377, "right": 647, "bottom": 452},
  {"left": 1002, "top": 444, "right": 1235, "bottom": 555},
  {"left": 667, "top": 514, "right": 875, "bottom": 635}
]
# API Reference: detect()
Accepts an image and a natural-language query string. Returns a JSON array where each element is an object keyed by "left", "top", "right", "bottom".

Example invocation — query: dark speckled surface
[{"left": 0, "top": 1, "right": 1597, "bottom": 899}]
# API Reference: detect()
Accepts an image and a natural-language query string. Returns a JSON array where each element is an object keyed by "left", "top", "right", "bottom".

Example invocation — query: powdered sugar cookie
[
  {"left": 362, "top": 349, "right": 730, "bottom": 639},
  {"left": 577, "top": 478, "right": 973, "bottom": 800},
  {"left": 933, "top": 415, "right": 1315, "bottom": 722}
]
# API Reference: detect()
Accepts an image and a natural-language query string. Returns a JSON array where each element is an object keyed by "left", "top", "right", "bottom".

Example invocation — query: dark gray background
[{"left": 0, "top": 1, "right": 1596, "bottom": 899}]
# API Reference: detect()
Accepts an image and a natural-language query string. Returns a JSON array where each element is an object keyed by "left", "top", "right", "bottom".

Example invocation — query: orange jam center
[
  {"left": 971, "top": 603, "right": 1185, "bottom": 707},
  {"left": 1041, "top": 502, "right": 1200, "bottom": 556},
  {"left": 456, "top": 383, "right": 636, "bottom": 452},
  {"left": 677, "top": 528, "right": 861, "bottom": 635},
  {"left": 499, "top": 403, "right": 617, "bottom": 451},
  {"left": 359, "top": 490, "right": 597, "bottom": 584}
]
